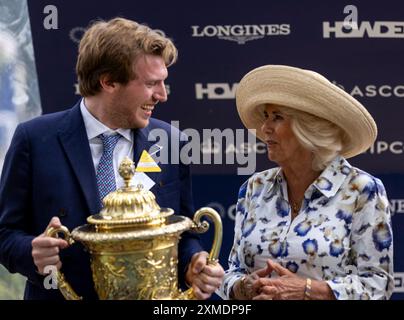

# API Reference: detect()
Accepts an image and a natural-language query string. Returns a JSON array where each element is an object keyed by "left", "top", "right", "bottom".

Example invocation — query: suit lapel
[
  {"left": 58, "top": 105, "right": 163, "bottom": 214},
  {"left": 58, "top": 103, "right": 101, "bottom": 215}
]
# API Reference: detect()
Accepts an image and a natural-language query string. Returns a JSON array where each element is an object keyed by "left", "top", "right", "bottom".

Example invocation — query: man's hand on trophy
[
  {"left": 31, "top": 216, "right": 69, "bottom": 275},
  {"left": 185, "top": 251, "right": 225, "bottom": 300}
]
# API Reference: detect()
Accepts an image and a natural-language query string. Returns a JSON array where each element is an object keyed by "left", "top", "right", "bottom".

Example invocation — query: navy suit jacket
[{"left": 0, "top": 101, "right": 203, "bottom": 299}]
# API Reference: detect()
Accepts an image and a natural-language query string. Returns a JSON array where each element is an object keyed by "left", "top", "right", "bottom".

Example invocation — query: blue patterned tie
[{"left": 96, "top": 133, "right": 122, "bottom": 203}]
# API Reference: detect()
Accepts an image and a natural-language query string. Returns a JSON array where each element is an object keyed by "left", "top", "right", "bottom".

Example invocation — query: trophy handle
[
  {"left": 45, "top": 226, "right": 82, "bottom": 300},
  {"left": 182, "top": 207, "right": 223, "bottom": 300}
]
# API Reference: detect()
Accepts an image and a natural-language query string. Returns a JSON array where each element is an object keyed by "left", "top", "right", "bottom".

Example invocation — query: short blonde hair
[
  {"left": 76, "top": 17, "right": 178, "bottom": 96},
  {"left": 278, "top": 105, "right": 346, "bottom": 170}
]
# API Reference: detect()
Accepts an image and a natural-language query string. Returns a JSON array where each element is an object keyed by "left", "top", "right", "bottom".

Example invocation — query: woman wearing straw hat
[{"left": 218, "top": 65, "right": 394, "bottom": 300}]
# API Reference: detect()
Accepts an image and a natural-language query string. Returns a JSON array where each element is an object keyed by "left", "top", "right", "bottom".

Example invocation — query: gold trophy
[{"left": 46, "top": 157, "right": 222, "bottom": 300}]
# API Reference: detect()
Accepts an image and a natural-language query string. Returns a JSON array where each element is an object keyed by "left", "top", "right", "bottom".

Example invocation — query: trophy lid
[{"left": 87, "top": 157, "right": 173, "bottom": 230}]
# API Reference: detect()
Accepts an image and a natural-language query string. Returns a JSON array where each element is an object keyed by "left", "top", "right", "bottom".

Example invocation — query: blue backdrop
[{"left": 26, "top": 0, "right": 404, "bottom": 299}]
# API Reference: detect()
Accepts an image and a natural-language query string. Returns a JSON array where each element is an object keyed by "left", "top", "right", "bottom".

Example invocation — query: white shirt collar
[
  {"left": 268, "top": 155, "right": 351, "bottom": 199},
  {"left": 80, "top": 99, "right": 132, "bottom": 142}
]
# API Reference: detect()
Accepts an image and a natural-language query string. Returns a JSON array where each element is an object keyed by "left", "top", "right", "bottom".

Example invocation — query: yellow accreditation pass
[{"left": 135, "top": 150, "right": 161, "bottom": 172}]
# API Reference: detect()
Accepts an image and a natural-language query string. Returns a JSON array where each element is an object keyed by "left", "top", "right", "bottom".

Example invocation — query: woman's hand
[
  {"left": 252, "top": 260, "right": 336, "bottom": 300},
  {"left": 232, "top": 263, "right": 272, "bottom": 300},
  {"left": 252, "top": 260, "right": 305, "bottom": 300}
]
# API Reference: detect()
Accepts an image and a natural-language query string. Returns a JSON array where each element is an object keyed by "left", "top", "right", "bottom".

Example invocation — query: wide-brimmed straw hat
[{"left": 236, "top": 65, "right": 377, "bottom": 158}]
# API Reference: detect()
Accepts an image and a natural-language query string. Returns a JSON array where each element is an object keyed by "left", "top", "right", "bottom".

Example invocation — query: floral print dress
[{"left": 218, "top": 156, "right": 394, "bottom": 300}]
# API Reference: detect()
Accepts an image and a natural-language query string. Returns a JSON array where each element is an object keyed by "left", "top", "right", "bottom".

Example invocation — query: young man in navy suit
[{"left": 0, "top": 17, "right": 224, "bottom": 300}]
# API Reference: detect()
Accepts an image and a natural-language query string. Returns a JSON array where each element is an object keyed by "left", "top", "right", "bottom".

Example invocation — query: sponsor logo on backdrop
[
  {"left": 195, "top": 83, "right": 238, "bottom": 100},
  {"left": 394, "top": 273, "right": 404, "bottom": 293},
  {"left": 149, "top": 121, "right": 257, "bottom": 175},
  {"left": 390, "top": 199, "right": 404, "bottom": 216},
  {"left": 205, "top": 202, "right": 237, "bottom": 221},
  {"left": 195, "top": 82, "right": 404, "bottom": 100},
  {"left": 201, "top": 141, "right": 266, "bottom": 155},
  {"left": 191, "top": 24, "right": 291, "bottom": 44},
  {"left": 323, "top": 21, "right": 404, "bottom": 38},
  {"left": 332, "top": 82, "right": 404, "bottom": 98},
  {"left": 368, "top": 141, "right": 404, "bottom": 155},
  {"left": 69, "top": 27, "right": 86, "bottom": 44}
]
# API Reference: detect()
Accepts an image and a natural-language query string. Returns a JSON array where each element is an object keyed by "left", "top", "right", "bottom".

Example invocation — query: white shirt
[{"left": 80, "top": 99, "right": 134, "bottom": 188}]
